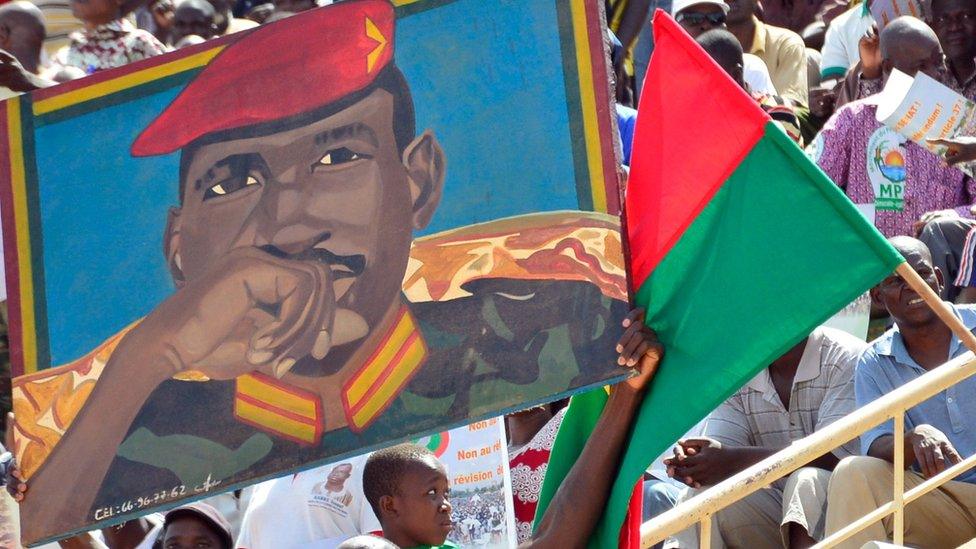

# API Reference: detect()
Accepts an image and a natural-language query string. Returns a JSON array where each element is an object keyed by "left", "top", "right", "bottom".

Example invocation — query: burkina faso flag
[{"left": 534, "top": 10, "right": 904, "bottom": 548}]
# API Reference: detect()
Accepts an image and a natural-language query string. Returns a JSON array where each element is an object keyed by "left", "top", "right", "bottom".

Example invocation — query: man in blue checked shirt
[{"left": 824, "top": 236, "right": 976, "bottom": 548}]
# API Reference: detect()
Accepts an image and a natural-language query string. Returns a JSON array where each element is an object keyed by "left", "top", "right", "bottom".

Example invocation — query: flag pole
[{"left": 896, "top": 262, "right": 976, "bottom": 353}]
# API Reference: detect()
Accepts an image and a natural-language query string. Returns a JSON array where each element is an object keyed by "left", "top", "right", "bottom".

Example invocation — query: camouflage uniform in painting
[{"left": 13, "top": 211, "right": 627, "bottom": 519}]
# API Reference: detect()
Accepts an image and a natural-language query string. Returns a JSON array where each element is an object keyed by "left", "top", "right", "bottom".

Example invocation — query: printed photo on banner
[
  {"left": 236, "top": 418, "right": 515, "bottom": 549},
  {"left": 1, "top": 0, "right": 626, "bottom": 543},
  {"left": 427, "top": 418, "right": 517, "bottom": 549}
]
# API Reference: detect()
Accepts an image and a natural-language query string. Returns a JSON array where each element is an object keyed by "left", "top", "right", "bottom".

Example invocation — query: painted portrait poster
[
  {"left": 238, "top": 418, "right": 516, "bottom": 549},
  {"left": 1, "top": 0, "right": 626, "bottom": 543}
]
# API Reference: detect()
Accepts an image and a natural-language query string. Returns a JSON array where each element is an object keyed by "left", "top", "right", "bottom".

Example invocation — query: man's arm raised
[
  {"left": 524, "top": 308, "right": 661, "bottom": 549},
  {"left": 19, "top": 327, "right": 174, "bottom": 542}
]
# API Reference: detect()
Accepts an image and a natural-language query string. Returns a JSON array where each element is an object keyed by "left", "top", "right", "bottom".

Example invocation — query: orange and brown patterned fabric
[
  {"left": 11, "top": 324, "right": 134, "bottom": 478},
  {"left": 404, "top": 211, "right": 626, "bottom": 303}
]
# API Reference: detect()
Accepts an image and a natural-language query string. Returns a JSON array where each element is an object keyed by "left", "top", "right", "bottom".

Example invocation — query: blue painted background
[{"left": 32, "top": 0, "right": 582, "bottom": 365}]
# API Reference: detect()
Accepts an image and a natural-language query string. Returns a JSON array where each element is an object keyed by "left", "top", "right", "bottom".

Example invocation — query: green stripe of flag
[{"left": 536, "top": 119, "right": 901, "bottom": 547}]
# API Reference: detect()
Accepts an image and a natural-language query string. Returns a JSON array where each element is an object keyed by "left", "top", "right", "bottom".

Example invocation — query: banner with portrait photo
[
  {"left": 426, "top": 418, "right": 517, "bottom": 549},
  {"left": 1, "top": 0, "right": 627, "bottom": 544},
  {"left": 238, "top": 418, "right": 515, "bottom": 549}
]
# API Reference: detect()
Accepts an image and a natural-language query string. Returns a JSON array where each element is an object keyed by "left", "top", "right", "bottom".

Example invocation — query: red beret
[{"left": 131, "top": 0, "right": 395, "bottom": 157}]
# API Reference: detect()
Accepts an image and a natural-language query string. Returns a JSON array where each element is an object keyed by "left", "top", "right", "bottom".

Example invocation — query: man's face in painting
[{"left": 166, "top": 87, "right": 445, "bottom": 376}]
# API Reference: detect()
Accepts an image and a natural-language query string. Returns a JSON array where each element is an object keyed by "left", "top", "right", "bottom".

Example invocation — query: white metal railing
[{"left": 640, "top": 263, "right": 976, "bottom": 548}]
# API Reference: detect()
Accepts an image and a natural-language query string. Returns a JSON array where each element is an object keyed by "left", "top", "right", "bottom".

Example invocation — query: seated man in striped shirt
[{"left": 667, "top": 327, "right": 866, "bottom": 549}]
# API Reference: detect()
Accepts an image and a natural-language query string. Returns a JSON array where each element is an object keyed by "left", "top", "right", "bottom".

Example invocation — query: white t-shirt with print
[
  {"left": 236, "top": 454, "right": 381, "bottom": 549},
  {"left": 820, "top": 5, "right": 875, "bottom": 79}
]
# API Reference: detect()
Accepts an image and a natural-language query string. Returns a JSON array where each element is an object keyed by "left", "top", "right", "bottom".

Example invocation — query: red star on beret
[{"left": 131, "top": 0, "right": 395, "bottom": 157}]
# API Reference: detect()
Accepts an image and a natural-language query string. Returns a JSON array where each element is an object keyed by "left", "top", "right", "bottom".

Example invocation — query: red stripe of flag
[{"left": 626, "top": 10, "right": 770, "bottom": 288}]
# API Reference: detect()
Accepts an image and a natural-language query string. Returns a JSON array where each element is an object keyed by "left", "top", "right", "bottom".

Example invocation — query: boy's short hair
[{"left": 363, "top": 443, "right": 437, "bottom": 517}]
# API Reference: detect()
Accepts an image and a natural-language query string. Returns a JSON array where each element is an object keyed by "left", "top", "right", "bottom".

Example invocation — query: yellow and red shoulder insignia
[
  {"left": 342, "top": 307, "right": 427, "bottom": 432},
  {"left": 234, "top": 371, "right": 324, "bottom": 446}
]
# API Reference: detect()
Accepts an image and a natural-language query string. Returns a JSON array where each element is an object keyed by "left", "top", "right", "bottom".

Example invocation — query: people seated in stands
[
  {"left": 671, "top": 0, "right": 779, "bottom": 98},
  {"left": 836, "top": 0, "right": 975, "bottom": 106},
  {"left": 667, "top": 327, "right": 865, "bottom": 549},
  {"left": 697, "top": 29, "right": 803, "bottom": 145},
  {"left": 825, "top": 236, "right": 976, "bottom": 548}
]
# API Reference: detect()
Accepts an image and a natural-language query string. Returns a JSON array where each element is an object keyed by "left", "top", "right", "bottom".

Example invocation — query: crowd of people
[
  {"left": 446, "top": 490, "right": 507, "bottom": 548},
  {"left": 525, "top": 0, "right": 976, "bottom": 547},
  {"left": 0, "top": 0, "right": 318, "bottom": 95},
  {"left": 0, "top": 0, "right": 976, "bottom": 547}
]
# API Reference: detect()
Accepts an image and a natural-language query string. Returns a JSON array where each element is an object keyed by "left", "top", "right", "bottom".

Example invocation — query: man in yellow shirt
[{"left": 724, "top": 0, "right": 809, "bottom": 107}]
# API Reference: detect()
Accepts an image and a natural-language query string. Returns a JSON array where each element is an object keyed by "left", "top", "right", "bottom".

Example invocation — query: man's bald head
[
  {"left": 889, "top": 235, "right": 934, "bottom": 264},
  {"left": 879, "top": 17, "right": 946, "bottom": 81},
  {"left": 696, "top": 29, "right": 745, "bottom": 88},
  {"left": 0, "top": 2, "right": 44, "bottom": 39},
  {"left": 0, "top": 1, "right": 45, "bottom": 71}
]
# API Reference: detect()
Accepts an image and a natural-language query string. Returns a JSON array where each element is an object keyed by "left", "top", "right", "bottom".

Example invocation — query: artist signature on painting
[{"left": 92, "top": 474, "right": 223, "bottom": 521}]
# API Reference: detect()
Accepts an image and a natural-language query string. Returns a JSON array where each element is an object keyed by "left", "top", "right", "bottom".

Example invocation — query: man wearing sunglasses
[
  {"left": 674, "top": 0, "right": 727, "bottom": 34},
  {"left": 672, "top": 0, "right": 778, "bottom": 97}
]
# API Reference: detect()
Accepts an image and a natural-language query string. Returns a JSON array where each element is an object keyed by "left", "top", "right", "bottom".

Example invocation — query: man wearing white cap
[{"left": 671, "top": 0, "right": 778, "bottom": 97}]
